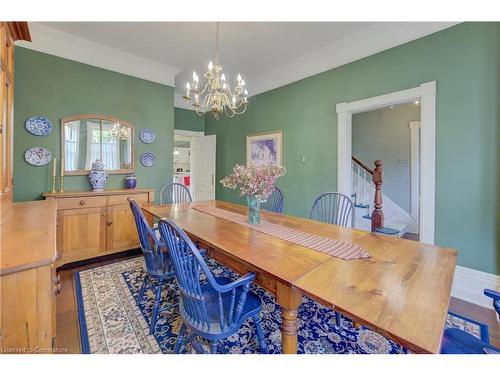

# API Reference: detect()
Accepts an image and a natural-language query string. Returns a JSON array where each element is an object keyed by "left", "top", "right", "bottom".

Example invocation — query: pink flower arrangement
[{"left": 220, "top": 164, "right": 286, "bottom": 201}]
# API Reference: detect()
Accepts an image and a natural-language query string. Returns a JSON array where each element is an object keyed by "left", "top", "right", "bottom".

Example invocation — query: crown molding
[
  {"left": 16, "top": 22, "right": 179, "bottom": 87},
  {"left": 250, "top": 22, "right": 459, "bottom": 96}
]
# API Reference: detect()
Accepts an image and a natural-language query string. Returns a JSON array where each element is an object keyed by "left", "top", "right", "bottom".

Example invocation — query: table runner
[{"left": 192, "top": 205, "right": 370, "bottom": 260}]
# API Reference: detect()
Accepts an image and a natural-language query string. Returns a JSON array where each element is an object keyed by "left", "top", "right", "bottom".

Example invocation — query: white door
[{"left": 193, "top": 135, "right": 216, "bottom": 201}]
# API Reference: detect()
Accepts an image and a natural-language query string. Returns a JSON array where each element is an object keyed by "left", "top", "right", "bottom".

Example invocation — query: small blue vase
[
  {"left": 247, "top": 196, "right": 261, "bottom": 225},
  {"left": 125, "top": 175, "right": 137, "bottom": 189}
]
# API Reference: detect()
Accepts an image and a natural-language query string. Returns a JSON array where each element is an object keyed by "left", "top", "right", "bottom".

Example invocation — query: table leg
[{"left": 276, "top": 283, "right": 302, "bottom": 354}]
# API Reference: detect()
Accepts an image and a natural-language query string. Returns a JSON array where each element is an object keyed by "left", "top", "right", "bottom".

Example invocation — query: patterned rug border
[
  {"left": 447, "top": 311, "right": 489, "bottom": 343},
  {"left": 75, "top": 271, "right": 91, "bottom": 354},
  {"left": 74, "top": 257, "right": 491, "bottom": 354}
]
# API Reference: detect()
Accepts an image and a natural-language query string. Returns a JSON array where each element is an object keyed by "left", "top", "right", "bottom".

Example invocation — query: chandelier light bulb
[
  {"left": 193, "top": 71, "right": 198, "bottom": 82},
  {"left": 221, "top": 73, "right": 226, "bottom": 81},
  {"left": 223, "top": 82, "right": 227, "bottom": 89},
  {"left": 241, "top": 79, "right": 245, "bottom": 86},
  {"left": 208, "top": 61, "right": 213, "bottom": 71},
  {"left": 232, "top": 96, "right": 236, "bottom": 106},
  {"left": 237, "top": 74, "right": 242, "bottom": 82},
  {"left": 244, "top": 89, "right": 248, "bottom": 96},
  {"left": 186, "top": 82, "right": 191, "bottom": 89}
]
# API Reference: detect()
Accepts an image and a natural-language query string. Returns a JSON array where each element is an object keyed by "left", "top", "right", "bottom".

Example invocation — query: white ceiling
[{"left": 18, "top": 22, "right": 458, "bottom": 108}]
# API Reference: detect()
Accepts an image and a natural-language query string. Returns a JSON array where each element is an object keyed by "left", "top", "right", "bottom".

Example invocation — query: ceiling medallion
[{"left": 183, "top": 22, "right": 248, "bottom": 119}]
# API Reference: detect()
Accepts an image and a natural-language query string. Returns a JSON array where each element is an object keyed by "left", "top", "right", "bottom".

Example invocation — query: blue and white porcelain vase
[
  {"left": 88, "top": 159, "right": 108, "bottom": 191},
  {"left": 125, "top": 174, "right": 137, "bottom": 189}
]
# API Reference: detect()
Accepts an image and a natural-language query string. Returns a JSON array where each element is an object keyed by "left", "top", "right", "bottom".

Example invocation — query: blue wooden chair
[
  {"left": 157, "top": 218, "right": 268, "bottom": 354},
  {"left": 160, "top": 182, "right": 192, "bottom": 205},
  {"left": 309, "top": 192, "right": 355, "bottom": 326},
  {"left": 261, "top": 187, "right": 284, "bottom": 213},
  {"left": 441, "top": 289, "right": 500, "bottom": 354},
  {"left": 309, "top": 192, "right": 355, "bottom": 228},
  {"left": 128, "top": 198, "right": 178, "bottom": 334}
]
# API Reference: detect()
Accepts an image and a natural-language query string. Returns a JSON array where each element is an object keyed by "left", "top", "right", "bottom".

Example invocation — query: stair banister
[
  {"left": 351, "top": 156, "right": 384, "bottom": 232},
  {"left": 371, "top": 160, "right": 384, "bottom": 232}
]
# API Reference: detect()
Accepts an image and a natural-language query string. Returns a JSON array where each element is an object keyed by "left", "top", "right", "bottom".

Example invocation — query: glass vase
[{"left": 246, "top": 196, "right": 261, "bottom": 225}]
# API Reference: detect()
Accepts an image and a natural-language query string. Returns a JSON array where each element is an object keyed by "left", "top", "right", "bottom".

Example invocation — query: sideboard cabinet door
[
  {"left": 106, "top": 204, "right": 140, "bottom": 253},
  {"left": 57, "top": 207, "right": 106, "bottom": 264}
]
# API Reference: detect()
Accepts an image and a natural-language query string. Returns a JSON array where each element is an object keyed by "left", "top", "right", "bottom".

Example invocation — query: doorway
[
  {"left": 351, "top": 102, "right": 420, "bottom": 238},
  {"left": 336, "top": 81, "right": 436, "bottom": 244},
  {"left": 173, "top": 130, "right": 216, "bottom": 201}
]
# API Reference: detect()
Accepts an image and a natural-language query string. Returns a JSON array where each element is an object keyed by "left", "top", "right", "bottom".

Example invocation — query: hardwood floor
[
  {"left": 55, "top": 253, "right": 500, "bottom": 353},
  {"left": 55, "top": 250, "right": 141, "bottom": 354}
]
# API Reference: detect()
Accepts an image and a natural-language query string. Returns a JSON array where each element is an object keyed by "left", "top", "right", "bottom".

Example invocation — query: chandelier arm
[
  {"left": 197, "top": 81, "right": 210, "bottom": 97},
  {"left": 201, "top": 92, "right": 211, "bottom": 110},
  {"left": 224, "top": 105, "right": 235, "bottom": 118},
  {"left": 232, "top": 105, "right": 247, "bottom": 115}
]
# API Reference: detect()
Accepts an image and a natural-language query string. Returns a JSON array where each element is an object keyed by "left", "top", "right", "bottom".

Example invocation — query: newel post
[{"left": 371, "top": 160, "right": 384, "bottom": 232}]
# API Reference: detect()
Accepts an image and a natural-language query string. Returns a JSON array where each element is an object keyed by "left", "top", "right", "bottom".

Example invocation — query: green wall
[
  {"left": 206, "top": 22, "right": 500, "bottom": 274},
  {"left": 14, "top": 47, "right": 174, "bottom": 203},
  {"left": 174, "top": 107, "right": 205, "bottom": 132}
]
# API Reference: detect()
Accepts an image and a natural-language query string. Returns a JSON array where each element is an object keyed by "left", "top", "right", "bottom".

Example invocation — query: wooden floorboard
[
  {"left": 55, "top": 253, "right": 499, "bottom": 353},
  {"left": 55, "top": 251, "right": 141, "bottom": 354}
]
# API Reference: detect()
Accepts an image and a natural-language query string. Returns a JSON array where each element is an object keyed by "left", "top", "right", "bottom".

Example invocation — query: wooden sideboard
[
  {"left": 43, "top": 189, "right": 154, "bottom": 266},
  {"left": 1, "top": 200, "right": 58, "bottom": 353},
  {"left": 0, "top": 22, "right": 30, "bottom": 205}
]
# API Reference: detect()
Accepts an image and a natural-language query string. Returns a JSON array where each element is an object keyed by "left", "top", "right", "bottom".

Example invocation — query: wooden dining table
[{"left": 141, "top": 200, "right": 457, "bottom": 354}]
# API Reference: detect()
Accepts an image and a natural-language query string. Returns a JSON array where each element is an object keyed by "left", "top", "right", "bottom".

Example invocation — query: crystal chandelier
[
  {"left": 183, "top": 22, "right": 248, "bottom": 119},
  {"left": 110, "top": 123, "right": 130, "bottom": 140}
]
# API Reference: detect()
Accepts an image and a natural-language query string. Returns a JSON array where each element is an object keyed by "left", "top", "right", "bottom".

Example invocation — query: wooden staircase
[{"left": 351, "top": 156, "right": 407, "bottom": 237}]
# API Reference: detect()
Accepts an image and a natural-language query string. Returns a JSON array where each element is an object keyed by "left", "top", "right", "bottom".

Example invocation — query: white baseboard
[{"left": 451, "top": 265, "right": 500, "bottom": 315}]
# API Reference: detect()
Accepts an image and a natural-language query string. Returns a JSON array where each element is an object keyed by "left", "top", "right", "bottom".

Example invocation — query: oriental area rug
[{"left": 75, "top": 257, "right": 489, "bottom": 354}]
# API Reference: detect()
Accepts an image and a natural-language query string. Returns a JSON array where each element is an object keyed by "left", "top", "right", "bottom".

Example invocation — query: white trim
[
  {"left": 337, "top": 81, "right": 436, "bottom": 244},
  {"left": 19, "top": 22, "right": 457, "bottom": 100},
  {"left": 409, "top": 121, "right": 420, "bottom": 227},
  {"left": 174, "top": 129, "right": 205, "bottom": 137},
  {"left": 16, "top": 23, "right": 179, "bottom": 87},
  {"left": 452, "top": 266, "right": 500, "bottom": 314}
]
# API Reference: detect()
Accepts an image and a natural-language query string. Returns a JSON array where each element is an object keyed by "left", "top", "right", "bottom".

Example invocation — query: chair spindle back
[
  {"left": 160, "top": 183, "right": 192, "bottom": 205},
  {"left": 261, "top": 186, "right": 284, "bottom": 213},
  {"left": 309, "top": 192, "right": 355, "bottom": 227}
]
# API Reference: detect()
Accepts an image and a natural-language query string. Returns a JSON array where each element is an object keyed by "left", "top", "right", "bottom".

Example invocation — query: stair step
[
  {"left": 354, "top": 204, "right": 369, "bottom": 209},
  {"left": 374, "top": 227, "right": 400, "bottom": 236}
]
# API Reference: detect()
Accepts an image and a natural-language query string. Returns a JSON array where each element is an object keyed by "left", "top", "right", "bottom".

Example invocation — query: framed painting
[{"left": 246, "top": 131, "right": 283, "bottom": 167}]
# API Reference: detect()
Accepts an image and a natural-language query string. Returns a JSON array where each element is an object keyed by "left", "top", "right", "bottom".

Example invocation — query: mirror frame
[{"left": 61, "top": 114, "right": 135, "bottom": 175}]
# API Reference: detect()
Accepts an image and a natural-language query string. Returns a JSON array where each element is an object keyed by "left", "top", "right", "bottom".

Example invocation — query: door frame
[
  {"left": 174, "top": 129, "right": 205, "bottom": 200},
  {"left": 409, "top": 120, "right": 420, "bottom": 226},
  {"left": 336, "top": 81, "right": 436, "bottom": 243}
]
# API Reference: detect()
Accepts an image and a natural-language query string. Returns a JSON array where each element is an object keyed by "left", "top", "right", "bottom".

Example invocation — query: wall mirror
[{"left": 61, "top": 114, "right": 135, "bottom": 175}]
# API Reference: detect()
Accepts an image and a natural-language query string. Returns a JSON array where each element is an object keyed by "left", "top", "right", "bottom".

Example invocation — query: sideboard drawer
[
  {"left": 56, "top": 196, "right": 107, "bottom": 210},
  {"left": 108, "top": 193, "right": 149, "bottom": 206}
]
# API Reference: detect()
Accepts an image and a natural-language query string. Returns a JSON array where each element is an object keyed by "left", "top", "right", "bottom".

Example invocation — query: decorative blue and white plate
[
  {"left": 140, "top": 152, "right": 156, "bottom": 167},
  {"left": 139, "top": 128, "right": 155, "bottom": 144},
  {"left": 25, "top": 116, "right": 53, "bottom": 136},
  {"left": 24, "top": 147, "right": 52, "bottom": 166}
]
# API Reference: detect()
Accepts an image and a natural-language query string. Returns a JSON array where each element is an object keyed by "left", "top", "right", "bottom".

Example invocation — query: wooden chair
[
  {"left": 309, "top": 192, "right": 355, "bottom": 228},
  {"left": 128, "top": 198, "right": 178, "bottom": 334},
  {"left": 157, "top": 218, "right": 268, "bottom": 354},
  {"left": 309, "top": 192, "right": 355, "bottom": 326},
  {"left": 160, "top": 182, "right": 192, "bottom": 205},
  {"left": 261, "top": 187, "right": 284, "bottom": 213},
  {"left": 441, "top": 289, "right": 500, "bottom": 354}
]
